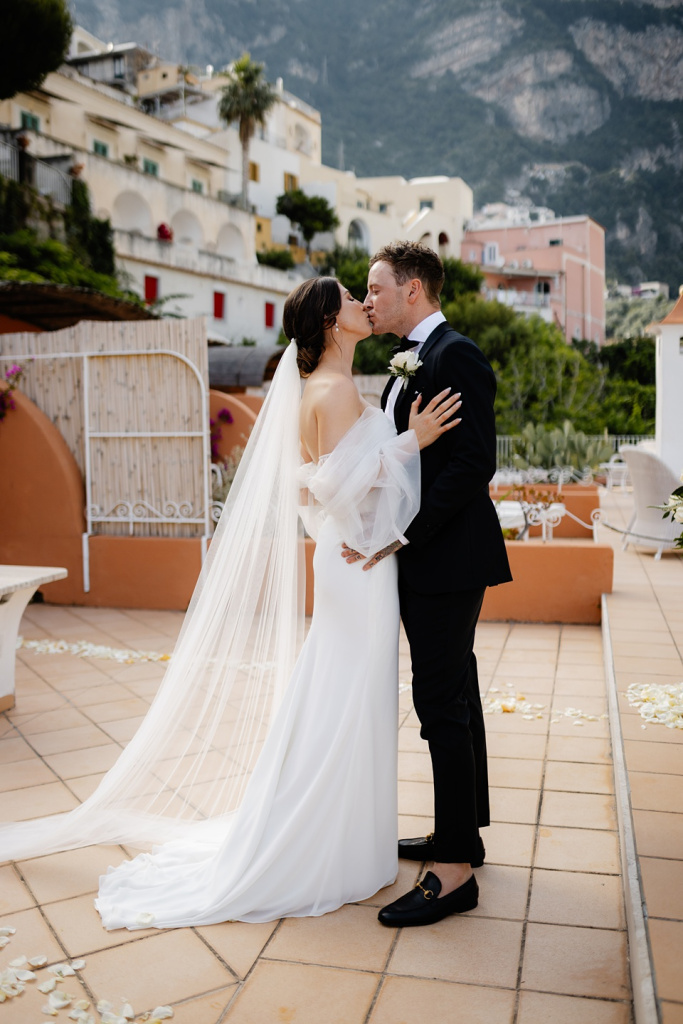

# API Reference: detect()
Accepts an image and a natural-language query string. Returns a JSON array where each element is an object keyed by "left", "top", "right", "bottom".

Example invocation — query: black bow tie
[{"left": 391, "top": 336, "right": 416, "bottom": 355}]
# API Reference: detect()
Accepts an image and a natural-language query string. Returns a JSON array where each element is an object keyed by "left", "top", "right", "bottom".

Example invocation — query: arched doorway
[
  {"left": 347, "top": 219, "right": 369, "bottom": 252},
  {"left": 112, "top": 191, "right": 153, "bottom": 236},
  {"left": 217, "top": 223, "right": 245, "bottom": 260},
  {"left": 171, "top": 209, "right": 204, "bottom": 247}
]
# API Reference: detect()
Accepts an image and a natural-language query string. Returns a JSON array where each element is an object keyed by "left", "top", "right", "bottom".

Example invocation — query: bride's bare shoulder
[{"left": 301, "top": 371, "right": 361, "bottom": 412}]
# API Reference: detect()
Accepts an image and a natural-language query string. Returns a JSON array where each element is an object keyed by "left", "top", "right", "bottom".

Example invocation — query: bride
[{"left": 0, "top": 276, "right": 460, "bottom": 927}]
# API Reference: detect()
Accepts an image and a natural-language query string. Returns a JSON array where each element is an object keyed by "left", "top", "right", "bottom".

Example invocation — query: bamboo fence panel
[{"left": 0, "top": 319, "right": 210, "bottom": 537}]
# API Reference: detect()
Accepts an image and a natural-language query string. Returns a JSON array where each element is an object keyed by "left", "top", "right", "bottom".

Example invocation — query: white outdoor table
[{"left": 0, "top": 565, "right": 68, "bottom": 712}]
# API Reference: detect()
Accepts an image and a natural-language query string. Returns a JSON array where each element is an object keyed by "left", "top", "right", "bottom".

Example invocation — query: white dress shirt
[{"left": 384, "top": 310, "right": 447, "bottom": 423}]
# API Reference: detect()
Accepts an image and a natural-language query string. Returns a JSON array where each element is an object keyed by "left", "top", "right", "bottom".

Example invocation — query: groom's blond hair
[{"left": 369, "top": 241, "right": 444, "bottom": 305}]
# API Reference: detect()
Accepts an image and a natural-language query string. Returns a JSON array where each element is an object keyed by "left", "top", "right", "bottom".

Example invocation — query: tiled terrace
[{"left": 0, "top": 487, "right": 680, "bottom": 1024}]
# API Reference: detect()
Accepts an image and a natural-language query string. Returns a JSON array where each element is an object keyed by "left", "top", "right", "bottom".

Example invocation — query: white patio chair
[
  {"left": 618, "top": 447, "right": 681, "bottom": 560},
  {"left": 599, "top": 453, "right": 630, "bottom": 491}
]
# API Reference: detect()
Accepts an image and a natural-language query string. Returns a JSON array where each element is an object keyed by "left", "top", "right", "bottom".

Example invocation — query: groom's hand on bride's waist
[{"left": 341, "top": 541, "right": 403, "bottom": 570}]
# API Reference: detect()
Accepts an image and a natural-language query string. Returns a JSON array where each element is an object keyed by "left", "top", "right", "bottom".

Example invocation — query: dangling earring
[{"left": 334, "top": 323, "right": 340, "bottom": 333}]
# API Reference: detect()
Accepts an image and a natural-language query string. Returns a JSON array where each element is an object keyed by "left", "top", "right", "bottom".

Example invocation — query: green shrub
[{"left": 256, "top": 248, "right": 295, "bottom": 271}]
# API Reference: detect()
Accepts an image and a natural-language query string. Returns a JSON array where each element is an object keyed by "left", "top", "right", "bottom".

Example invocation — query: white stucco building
[
  {"left": 0, "top": 26, "right": 474, "bottom": 346},
  {"left": 652, "top": 289, "right": 683, "bottom": 478},
  {"left": 0, "top": 50, "right": 298, "bottom": 344}
]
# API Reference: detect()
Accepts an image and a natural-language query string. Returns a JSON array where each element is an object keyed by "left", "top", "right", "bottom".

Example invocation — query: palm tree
[{"left": 218, "top": 53, "right": 277, "bottom": 211}]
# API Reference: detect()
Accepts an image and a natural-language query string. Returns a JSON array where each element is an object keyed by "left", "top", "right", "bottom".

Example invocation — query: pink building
[{"left": 461, "top": 210, "right": 605, "bottom": 345}]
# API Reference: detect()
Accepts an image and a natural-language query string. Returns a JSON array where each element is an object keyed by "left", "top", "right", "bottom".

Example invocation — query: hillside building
[
  {"left": 1, "top": 24, "right": 474, "bottom": 343},
  {"left": 462, "top": 204, "right": 606, "bottom": 345},
  {"left": 0, "top": 61, "right": 295, "bottom": 343}
]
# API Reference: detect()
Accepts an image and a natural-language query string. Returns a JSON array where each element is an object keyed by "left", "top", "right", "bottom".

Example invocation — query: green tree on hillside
[
  {"left": 1, "top": 0, "right": 72, "bottom": 100},
  {"left": 276, "top": 190, "right": 340, "bottom": 258},
  {"left": 605, "top": 294, "right": 674, "bottom": 341},
  {"left": 317, "top": 245, "right": 369, "bottom": 300},
  {"left": 218, "top": 54, "right": 277, "bottom": 210}
]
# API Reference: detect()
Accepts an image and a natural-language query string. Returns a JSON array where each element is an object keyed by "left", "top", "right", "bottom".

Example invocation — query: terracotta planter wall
[{"left": 480, "top": 540, "right": 613, "bottom": 624}]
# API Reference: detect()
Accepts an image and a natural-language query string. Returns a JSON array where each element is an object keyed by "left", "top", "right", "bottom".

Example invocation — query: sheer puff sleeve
[{"left": 298, "top": 407, "right": 420, "bottom": 556}]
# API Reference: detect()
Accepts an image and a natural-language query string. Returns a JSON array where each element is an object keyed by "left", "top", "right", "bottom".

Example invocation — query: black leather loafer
[
  {"left": 378, "top": 870, "right": 478, "bottom": 927},
  {"left": 398, "top": 834, "right": 486, "bottom": 869}
]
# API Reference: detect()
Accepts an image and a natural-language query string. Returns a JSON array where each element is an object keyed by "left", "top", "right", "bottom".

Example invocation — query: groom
[{"left": 361, "top": 241, "right": 511, "bottom": 927}]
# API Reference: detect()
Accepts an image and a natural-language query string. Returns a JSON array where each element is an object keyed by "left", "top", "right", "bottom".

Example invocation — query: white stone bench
[{"left": 0, "top": 565, "right": 68, "bottom": 712}]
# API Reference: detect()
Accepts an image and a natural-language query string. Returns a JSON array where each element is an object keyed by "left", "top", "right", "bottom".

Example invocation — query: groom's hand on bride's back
[{"left": 341, "top": 540, "right": 403, "bottom": 570}]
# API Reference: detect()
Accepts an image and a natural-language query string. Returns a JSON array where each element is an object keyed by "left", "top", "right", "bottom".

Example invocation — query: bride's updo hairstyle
[{"left": 283, "top": 276, "right": 342, "bottom": 377}]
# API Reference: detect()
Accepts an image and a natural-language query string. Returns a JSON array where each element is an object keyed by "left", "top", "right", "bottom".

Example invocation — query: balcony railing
[
  {"left": 34, "top": 160, "right": 72, "bottom": 205},
  {"left": 487, "top": 288, "right": 551, "bottom": 309},
  {"left": 0, "top": 139, "right": 72, "bottom": 205},
  {"left": 496, "top": 434, "right": 655, "bottom": 469},
  {"left": 0, "top": 140, "right": 18, "bottom": 182}
]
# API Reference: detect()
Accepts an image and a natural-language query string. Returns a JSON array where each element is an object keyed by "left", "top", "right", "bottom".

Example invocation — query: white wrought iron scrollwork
[
  {"left": 88, "top": 499, "right": 204, "bottom": 534},
  {"left": 523, "top": 502, "right": 566, "bottom": 541}
]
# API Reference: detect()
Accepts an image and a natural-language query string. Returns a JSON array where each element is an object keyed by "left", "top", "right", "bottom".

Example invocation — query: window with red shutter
[
  {"left": 144, "top": 275, "right": 159, "bottom": 303},
  {"left": 213, "top": 291, "right": 225, "bottom": 319},
  {"left": 265, "top": 301, "right": 275, "bottom": 328}
]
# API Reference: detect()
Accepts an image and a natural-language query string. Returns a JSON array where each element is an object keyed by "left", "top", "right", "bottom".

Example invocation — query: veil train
[{"left": 0, "top": 342, "right": 306, "bottom": 864}]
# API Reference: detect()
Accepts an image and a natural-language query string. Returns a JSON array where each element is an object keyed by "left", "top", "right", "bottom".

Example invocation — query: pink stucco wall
[{"left": 462, "top": 216, "right": 605, "bottom": 345}]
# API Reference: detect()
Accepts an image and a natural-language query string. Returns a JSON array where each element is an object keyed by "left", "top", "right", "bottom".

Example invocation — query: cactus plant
[{"left": 512, "top": 421, "right": 613, "bottom": 473}]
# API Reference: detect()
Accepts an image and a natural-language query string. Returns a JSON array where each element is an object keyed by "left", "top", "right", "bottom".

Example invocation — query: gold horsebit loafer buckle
[{"left": 416, "top": 880, "right": 436, "bottom": 900}]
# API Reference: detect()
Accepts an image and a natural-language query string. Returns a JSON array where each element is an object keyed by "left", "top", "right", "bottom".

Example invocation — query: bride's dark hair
[{"left": 283, "top": 276, "right": 342, "bottom": 377}]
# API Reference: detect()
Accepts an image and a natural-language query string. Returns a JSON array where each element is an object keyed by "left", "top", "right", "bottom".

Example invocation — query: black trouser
[{"left": 398, "top": 583, "right": 490, "bottom": 864}]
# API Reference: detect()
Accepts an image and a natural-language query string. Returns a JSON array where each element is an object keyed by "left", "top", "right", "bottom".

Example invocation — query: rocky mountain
[{"left": 72, "top": 0, "right": 683, "bottom": 291}]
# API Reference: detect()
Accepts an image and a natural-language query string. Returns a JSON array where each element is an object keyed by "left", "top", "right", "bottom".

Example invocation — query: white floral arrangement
[
  {"left": 388, "top": 350, "right": 422, "bottom": 390},
  {"left": 656, "top": 473, "right": 683, "bottom": 549}
]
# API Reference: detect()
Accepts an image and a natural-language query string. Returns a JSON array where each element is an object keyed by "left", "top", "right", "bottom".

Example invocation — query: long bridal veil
[{"left": 0, "top": 342, "right": 307, "bottom": 863}]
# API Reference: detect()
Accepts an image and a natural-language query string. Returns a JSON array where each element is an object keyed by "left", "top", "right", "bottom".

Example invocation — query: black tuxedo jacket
[{"left": 382, "top": 321, "right": 512, "bottom": 594}]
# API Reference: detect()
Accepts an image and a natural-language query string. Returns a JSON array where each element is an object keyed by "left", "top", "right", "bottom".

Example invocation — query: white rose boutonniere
[{"left": 388, "top": 350, "right": 423, "bottom": 390}]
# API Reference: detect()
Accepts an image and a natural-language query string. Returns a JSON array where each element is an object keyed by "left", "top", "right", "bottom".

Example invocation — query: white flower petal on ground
[
  {"left": 38, "top": 978, "right": 57, "bottom": 993},
  {"left": 150, "top": 1008, "right": 174, "bottom": 1020},
  {"left": 16, "top": 638, "right": 171, "bottom": 665},
  {"left": 96, "top": 1000, "right": 114, "bottom": 1014},
  {"left": 9, "top": 956, "right": 27, "bottom": 967},
  {"left": 48, "top": 963, "right": 76, "bottom": 977},
  {"left": 625, "top": 681, "right": 683, "bottom": 729},
  {"left": 70, "top": 960, "right": 86, "bottom": 970},
  {"left": 0, "top": 927, "right": 16, "bottom": 937},
  {"left": 29, "top": 956, "right": 48, "bottom": 967},
  {"left": 15, "top": 969, "right": 37, "bottom": 981},
  {"left": 1, "top": 981, "right": 24, "bottom": 997},
  {"left": 49, "top": 989, "right": 73, "bottom": 1009}
]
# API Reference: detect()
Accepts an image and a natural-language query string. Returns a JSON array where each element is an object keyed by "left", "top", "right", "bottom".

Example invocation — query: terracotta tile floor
[
  {"left": 9, "top": 493, "right": 682, "bottom": 1022},
  {"left": 601, "top": 488, "right": 683, "bottom": 1023}
]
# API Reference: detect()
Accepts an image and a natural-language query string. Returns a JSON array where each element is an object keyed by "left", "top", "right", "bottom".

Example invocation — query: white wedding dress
[
  {"left": 0, "top": 344, "right": 420, "bottom": 927},
  {"left": 95, "top": 405, "right": 420, "bottom": 927}
]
